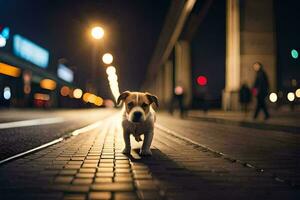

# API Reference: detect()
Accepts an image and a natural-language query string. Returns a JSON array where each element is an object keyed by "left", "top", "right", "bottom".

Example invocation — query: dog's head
[{"left": 117, "top": 91, "right": 158, "bottom": 123}]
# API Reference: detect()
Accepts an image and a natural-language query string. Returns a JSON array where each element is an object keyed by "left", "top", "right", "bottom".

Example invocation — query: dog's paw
[
  {"left": 122, "top": 148, "right": 131, "bottom": 154},
  {"left": 140, "top": 149, "right": 152, "bottom": 156}
]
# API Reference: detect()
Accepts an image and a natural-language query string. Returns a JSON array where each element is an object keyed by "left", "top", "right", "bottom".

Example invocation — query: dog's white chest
[{"left": 123, "top": 119, "right": 153, "bottom": 136}]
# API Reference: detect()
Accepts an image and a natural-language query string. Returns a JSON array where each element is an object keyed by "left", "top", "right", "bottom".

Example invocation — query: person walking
[
  {"left": 252, "top": 62, "right": 270, "bottom": 120},
  {"left": 170, "top": 85, "right": 186, "bottom": 118}
]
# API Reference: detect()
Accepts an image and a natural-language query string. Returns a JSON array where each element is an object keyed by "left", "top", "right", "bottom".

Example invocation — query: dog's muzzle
[
  {"left": 128, "top": 106, "right": 145, "bottom": 123},
  {"left": 132, "top": 111, "right": 142, "bottom": 122}
]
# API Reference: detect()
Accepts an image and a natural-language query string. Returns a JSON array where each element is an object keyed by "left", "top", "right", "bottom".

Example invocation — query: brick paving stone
[
  {"left": 94, "top": 177, "right": 113, "bottom": 183},
  {"left": 73, "top": 178, "right": 93, "bottom": 185},
  {"left": 64, "top": 164, "right": 82, "bottom": 169},
  {"left": 98, "top": 163, "right": 114, "bottom": 167},
  {"left": 55, "top": 176, "right": 74, "bottom": 184},
  {"left": 89, "top": 192, "right": 112, "bottom": 200},
  {"left": 114, "top": 192, "right": 139, "bottom": 200},
  {"left": 82, "top": 163, "right": 98, "bottom": 168},
  {"left": 115, "top": 168, "right": 131, "bottom": 173},
  {"left": 114, "top": 176, "right": 133, "bottom": 182},
  {"left": 63, "top": 194, "right": 86, "bottom": 200},
  {"left": 114, "top": 163, "right": 131, "bottom": 168},
  {"left": 76, "top": 173, "right": 95, "bottom": 179},
  {"left": 79, "top": 168, "right": 97, "bottom": 173},
  {"left": 98, "top": 167, "right": 114, "bottom": 172},
  {"left": 67, "top": 185, "right": 90, "bottom": 193},
  {"left": 96, "top": 172, "right": 114, "bottom": 177},
  {"left": 91, "top": 183, "right": 134, "bottom": 192},
  {"left": 114, "top": 172, "right": 132, "bottom": 177}
]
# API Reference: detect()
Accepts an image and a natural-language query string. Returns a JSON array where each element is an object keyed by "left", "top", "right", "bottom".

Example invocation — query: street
[{"left": 0, "top": 108, "right": 299, "bottom": 199}]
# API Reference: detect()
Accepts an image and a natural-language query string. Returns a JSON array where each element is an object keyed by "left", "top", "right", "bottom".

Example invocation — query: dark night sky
[
  {"left": 0, "top": 0, "right": 170, "bottom": 98},
  {"left": 1, "top": 0, "right": 299, "bottom": 102}
]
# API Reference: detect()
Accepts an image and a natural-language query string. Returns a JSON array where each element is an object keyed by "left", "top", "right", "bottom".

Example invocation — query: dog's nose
[{"left": 132, "top": 112, "right": 142, "bottom": 122}]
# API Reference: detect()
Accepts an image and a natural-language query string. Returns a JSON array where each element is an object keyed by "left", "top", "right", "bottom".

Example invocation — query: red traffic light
[{"left": 197, "top": 75, "right": 207, "bottom": 86}]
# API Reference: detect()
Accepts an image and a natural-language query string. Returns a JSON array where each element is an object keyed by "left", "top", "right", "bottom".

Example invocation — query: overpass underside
[{"left": 142, "top": 0, "right": 276, "bottom": 111}]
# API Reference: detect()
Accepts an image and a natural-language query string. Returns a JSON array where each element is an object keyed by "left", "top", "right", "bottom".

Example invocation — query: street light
[
  {"left": 102, "top": 53, "right": 113, "bottom": 65},
  {"left": 91, "top": 26, "right": 104, "bottom": 40}
]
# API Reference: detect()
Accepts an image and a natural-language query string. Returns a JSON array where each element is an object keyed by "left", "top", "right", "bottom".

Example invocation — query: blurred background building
[
  {"left": 0, "top": 0, "right": 299, "bottom": 110},
  {"left": 142, "top": 0, "right": 300, "bottom": 111}
]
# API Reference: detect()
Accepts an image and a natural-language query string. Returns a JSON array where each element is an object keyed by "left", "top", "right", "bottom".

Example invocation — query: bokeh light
[
  {"left": 91, "top": 26, "right": 104, "bottom": 39},
  {"left": 3, "top": 86, "right": 11, "bottom": 100},
  {"left": 287, "top": 92, "right": 295, "bottom": 102},
  {"left": 269, "top": 93, "right": 277, "bottom": 103},
  {"left": 291, "top": 49, "right": 298, "bottom": 59},
  {"left": 295, "top": 88, "right": 300, "bottom": 98},
  {"left": 197, "top": 75, "right": 207, "bottom": 86},
  {"left": 106, "top": 66, "right": 116, "bottom": 75},
  {"left": 102, "top": 53, "right": 113, "bottom": 65},
  {"left": 104, "top": 99, "right": 115, "bottom": 107},
  {"left": 174, "top": 86, "right": 183, "bottom": 95},
  {"left": 83, "top": 93, "right": 91, "bottom": 103},
  {"left": 73, "top": 88, "right": 83, "bottom": 99},
  {"left": 0, "top": 35, "right": 6, "bottom": 47},
  {"left": 60, "top": 86, "right": 70, "bottom": 97},
  {"left": 94, "top": 96, "right": 103, "bottom": 106},
  {"left": 40, "top": 79, "right": 56, "bottom": 90}
]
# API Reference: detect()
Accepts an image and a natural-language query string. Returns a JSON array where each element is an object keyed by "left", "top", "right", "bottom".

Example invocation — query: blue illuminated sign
[
  {"left": 1, "top": 27, "right": 10, "bottom": 39},
  {"left": 57, "top": 64, "right": 74, "bottom": 82},
  {"left": 13, "top": 34, "right": 49, "bottom": 68},
  {"left": 0, "top": 27, "right": 9, "bottom": 48}
]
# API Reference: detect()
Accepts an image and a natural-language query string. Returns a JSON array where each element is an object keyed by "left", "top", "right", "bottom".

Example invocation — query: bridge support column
[
  {"left": 175, "top": 40, "right": 192, "bottom": 107},
  {"left": 163, "top": 60, "right": 173, "bottom": 107},
  {"left": 223, "top": 0, "right": 276, "bottom": 111}
]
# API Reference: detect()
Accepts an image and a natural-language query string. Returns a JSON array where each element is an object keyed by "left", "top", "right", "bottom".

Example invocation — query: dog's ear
[
  {"left": 145, "top": 92, "right": 159, "bottom": 108},
  {"left": 117, "top": 91, "right": 130, "bottom": 105}
]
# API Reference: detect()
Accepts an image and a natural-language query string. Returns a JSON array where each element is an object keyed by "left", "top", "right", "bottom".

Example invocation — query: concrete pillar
[
  {"left": 223, "top": 0, "right": 276, "bottom": 110},
  {"left": 163, "top": 60, "right": 173, "bottom": 107},
  {"left": 175, "top": 40, "right": 192, "bottom": 107},
  {"left": 223, "top": 0, "right": 240, "bottom": 111},
  {"left": 155, "top": 69, "right": 164, "bottom": 103},
  {"left": 240, "top": 0, "right": 276, "bottom": 92}
]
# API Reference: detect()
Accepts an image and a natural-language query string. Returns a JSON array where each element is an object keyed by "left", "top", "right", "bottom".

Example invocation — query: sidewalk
[
  {"left": 188, "top": 108, "right": 300, "bottom": 133},
  {"left": 0, "top": 114, "right": 299, "bottom": 200}
]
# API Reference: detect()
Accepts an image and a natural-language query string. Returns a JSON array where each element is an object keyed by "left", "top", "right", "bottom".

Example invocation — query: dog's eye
[
  {"left": 142, "top": 103, "right": 148, "bottom": 108},
  {"left": 127, "top": 102, "right": 134, "bottom": 108}
]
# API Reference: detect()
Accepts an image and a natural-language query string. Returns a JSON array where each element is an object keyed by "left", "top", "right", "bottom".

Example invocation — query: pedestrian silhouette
[
  {"left": 239, "top": 83, "right": 251, "bottom": 113},
  {"left": 252, "top": 62, "right": 270, "bottom": 120},
  {"left": 170, "top": 85, "right": 186, "bottom": 118}
]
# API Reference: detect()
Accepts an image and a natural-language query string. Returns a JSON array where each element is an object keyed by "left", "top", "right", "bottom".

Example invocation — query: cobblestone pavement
[{"left": 0, "top": 113, "right": 299, "bottom": 200}]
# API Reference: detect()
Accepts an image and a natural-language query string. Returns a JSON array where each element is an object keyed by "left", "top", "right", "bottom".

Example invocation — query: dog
[{"left": 117, "top": 91, "right": 158, "bottom": 156}]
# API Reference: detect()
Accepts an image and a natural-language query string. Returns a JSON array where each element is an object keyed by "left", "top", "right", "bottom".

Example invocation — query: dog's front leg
[
  {"left": 140, "top": 130, "right": 153, "bottom": 156},
  {"left": 122, "top": 130, "right": 131, "bottom": 154}
]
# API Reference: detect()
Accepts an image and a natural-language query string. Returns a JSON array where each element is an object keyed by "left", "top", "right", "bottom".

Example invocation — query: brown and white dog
[{"left": 117, "top": 91, "right": 158, "bottom": 156}]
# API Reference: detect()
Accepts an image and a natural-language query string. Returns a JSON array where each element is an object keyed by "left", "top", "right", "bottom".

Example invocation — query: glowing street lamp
[
  {"left": 102, "top": 53, "right": 113, "bottom": 65},
  {"left": 91, "top": 26, "right": 104, "bottom": 40}
]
